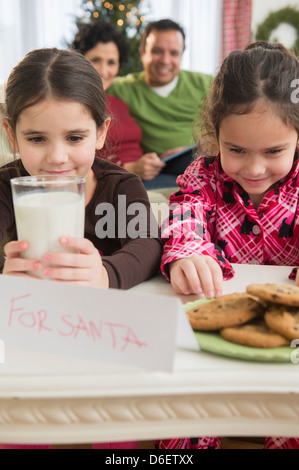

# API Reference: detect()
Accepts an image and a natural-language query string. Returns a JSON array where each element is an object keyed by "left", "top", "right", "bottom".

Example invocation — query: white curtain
[
  {"left": 148, "top": 0, "right": 223, "bottom": 75},
  {"left": 0, "top": 0, "right": 82, "bottom": 82}
]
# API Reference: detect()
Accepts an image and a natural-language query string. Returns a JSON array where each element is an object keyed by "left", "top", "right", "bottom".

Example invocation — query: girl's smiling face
[
  {"left": 219, "top": 102, "right": 298, "bottom": 206},
  {"left": 8, "top": 98, "right": 109, "bottom": 179}
]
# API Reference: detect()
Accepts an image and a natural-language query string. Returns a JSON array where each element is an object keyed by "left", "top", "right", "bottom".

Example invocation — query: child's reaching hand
[
  {"left": 3, "top": 237, "right": 109, "bottom": 288},
  {"left": 169, "top": 255, "right": 223, "bottom": 298}
]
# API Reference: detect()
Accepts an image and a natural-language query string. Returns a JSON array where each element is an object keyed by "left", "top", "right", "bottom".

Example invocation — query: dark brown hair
[
  {"left": 140, "top": 19, "right": 186, "bottom": 52},
  {"left": 196, "top": 41, "right": 299, "bottom": 155},
  {"left": 4, "top": 48, "right": 107, "bottom": 144},
  {"left": 70, "top": 21, "right": 130, "bottom": 68}
]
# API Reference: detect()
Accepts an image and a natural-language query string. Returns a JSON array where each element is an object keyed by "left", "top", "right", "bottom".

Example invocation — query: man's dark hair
[{"left": 140, "top": 19, "right": 186, "bottom": 52}]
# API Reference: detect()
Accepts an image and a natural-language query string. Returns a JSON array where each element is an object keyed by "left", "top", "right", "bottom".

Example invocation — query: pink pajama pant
[
  {"left": 1, "top": 437, "right": 299, "bottom": 449},
  {"left": 155, "top": 437, "right": 299, "bottom": 449}
]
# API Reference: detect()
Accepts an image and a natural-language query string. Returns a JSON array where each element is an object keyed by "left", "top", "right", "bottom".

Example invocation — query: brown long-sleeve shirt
[{"left": 0, "top": 158, "right": 163, "bottom": 289}]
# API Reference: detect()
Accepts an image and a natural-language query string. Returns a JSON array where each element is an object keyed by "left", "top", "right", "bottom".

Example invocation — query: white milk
[{"left": 14, "top": 191, "right": 85, "bottom": 261}]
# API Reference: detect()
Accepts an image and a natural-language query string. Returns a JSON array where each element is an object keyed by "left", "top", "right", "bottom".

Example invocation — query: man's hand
[
  {"left": 160, "top": 146, "right": 188, "bottom": 160},
  {"left": 124, "top": 153, "right": 165, "bottom": 180}
]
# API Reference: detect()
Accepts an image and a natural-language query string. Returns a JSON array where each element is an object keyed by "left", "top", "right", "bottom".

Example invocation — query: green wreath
[{"left": 256, "top": 6, "right": 299, "bottom": 55}]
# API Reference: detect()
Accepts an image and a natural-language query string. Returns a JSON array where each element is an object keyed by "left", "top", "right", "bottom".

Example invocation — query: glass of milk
[{"left": 11, "top": 175, "right": 85, "bottom": 274}]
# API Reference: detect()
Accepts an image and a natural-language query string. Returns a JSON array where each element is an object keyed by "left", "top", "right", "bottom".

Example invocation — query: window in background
[
  {"left": 0, "top": 0, "right": 223, "bottom": 82},
  {"left": 0, "top": 0, "right": 22, "bottom": 82},
  {"left": 0, "top": 0, "right": 82, "bottom": 82}
]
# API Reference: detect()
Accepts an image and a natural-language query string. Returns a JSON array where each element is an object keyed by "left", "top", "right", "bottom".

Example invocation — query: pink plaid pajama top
[{"left": 161, "top": 154, "right": 299, "bottom": 280}]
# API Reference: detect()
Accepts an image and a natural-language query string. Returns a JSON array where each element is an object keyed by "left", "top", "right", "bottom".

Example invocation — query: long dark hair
[{"left": 196, "top": 41, "right": 299, "bottom": 155}]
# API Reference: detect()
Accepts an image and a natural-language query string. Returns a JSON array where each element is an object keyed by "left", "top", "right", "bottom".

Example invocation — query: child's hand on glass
[
  {"left": 41, "top": 237, "right": 109, "bottom": 287},
  {"left": 169, "top": 255, "right": 223, "bottom": 298},
  {"left": 3, "top": 237, "right": 109, "bottom": 288},
  {"left": 3, "top": 240, "right": 43, "bottom": 277}
]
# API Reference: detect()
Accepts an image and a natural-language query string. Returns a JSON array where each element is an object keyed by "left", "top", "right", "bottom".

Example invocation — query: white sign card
[{"left": 0, "top": 275, "right": 198, "bottom": 372}]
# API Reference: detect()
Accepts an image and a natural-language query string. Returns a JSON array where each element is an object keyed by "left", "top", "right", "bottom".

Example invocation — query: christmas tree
[{"left": 77, "top": 0, "right": 150, "bottom": 75}]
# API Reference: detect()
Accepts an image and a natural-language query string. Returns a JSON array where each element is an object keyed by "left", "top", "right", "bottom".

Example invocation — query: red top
[{"left": 97, "top": 95, "right": 143, "bottom": 166}]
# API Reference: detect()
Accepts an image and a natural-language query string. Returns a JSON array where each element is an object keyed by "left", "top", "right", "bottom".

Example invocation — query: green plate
[{"left": 183, "top": 299, "right": 294, "bottom": 363}]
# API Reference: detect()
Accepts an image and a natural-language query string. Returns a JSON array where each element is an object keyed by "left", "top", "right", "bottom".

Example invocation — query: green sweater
[{"left": 108, "top": 70, "right": 213, "bottom": 155}]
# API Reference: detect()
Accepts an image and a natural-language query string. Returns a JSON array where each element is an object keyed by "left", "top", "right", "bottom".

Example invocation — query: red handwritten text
[
  {"left": 9, "top": 295, "right": 53, "bottom": 333},
  {"left": 8, "top": 295, "right": 147, "bottom": 351}
]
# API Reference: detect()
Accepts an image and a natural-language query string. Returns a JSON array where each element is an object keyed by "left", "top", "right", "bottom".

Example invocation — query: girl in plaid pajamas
[{"left": 158, "top": 42, "right": 299, "bottom": 450}]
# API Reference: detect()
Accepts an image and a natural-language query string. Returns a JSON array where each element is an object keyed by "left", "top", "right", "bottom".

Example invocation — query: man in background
[{"left": 108, "top": 19, "right": 213, "bottom": 189}]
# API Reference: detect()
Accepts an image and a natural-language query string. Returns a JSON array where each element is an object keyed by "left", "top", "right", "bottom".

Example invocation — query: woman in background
[{"left": 71, "top": 22, "right": 166, "bottom": 184}]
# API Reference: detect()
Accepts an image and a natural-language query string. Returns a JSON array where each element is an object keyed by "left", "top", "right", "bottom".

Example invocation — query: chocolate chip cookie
[
  {"left": 247, "top": 284, "right": 299, "bottom": 307},
  {"left": 220, "top": 317, "right": 289, "bottom": 348},
  {"left": 264, "top": 305, "right": 299, "bottom": 340},
  {"left": 186, "top": 292, "right": 265, "bottom": 331}
]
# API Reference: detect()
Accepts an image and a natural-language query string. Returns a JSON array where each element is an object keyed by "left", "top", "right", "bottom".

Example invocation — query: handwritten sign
[{"left": 0, "top": 275, "right": 198, "bottom": 372}]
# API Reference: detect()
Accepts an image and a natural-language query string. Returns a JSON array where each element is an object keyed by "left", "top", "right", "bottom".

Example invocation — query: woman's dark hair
[
  {"left": 71, "top": 21, "right": 130, "bottom": 67},
  {"left": 196, "top": 41, "right": 299, "bottom": 155},
  {"left": 4, "top": 48, "right": 107, "bottom": 142}
]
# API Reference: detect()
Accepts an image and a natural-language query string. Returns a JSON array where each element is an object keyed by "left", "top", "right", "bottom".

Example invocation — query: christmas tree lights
[{"left": 76, "top": 0, "right": 150, "bottom": 74}]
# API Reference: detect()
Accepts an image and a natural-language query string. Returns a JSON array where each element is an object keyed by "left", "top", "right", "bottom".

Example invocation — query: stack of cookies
[{"left": 186, "top": 284, "right": 299, "bottom": 348}]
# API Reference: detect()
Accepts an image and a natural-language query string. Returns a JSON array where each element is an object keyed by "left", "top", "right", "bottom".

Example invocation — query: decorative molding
[{"left": 0, "top": 393, "right": 298, "bottom": 443}]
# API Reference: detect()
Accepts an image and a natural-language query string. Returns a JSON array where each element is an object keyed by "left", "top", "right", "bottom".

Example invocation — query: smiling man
[
  {"left": 141, "top": 23, "right": 184, "bottom": 88},
  {"left": 108, "top": 19, "right": 213, "bottom": 189}
]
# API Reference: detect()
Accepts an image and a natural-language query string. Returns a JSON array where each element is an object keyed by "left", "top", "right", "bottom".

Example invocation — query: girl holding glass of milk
[
  {"left": 0, "top": 47, "right": 163, "bottom": 449},
  {"left": 0, "top": 47, "right": 162, "bottom": 289}
]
